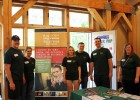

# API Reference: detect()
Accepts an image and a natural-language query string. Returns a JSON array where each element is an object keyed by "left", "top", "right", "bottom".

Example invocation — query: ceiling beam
[
  {"left": 11, "top": 0, "right": 37, "bottom": 24},
  {"left": 126, "top": 0, "right": 140, "bottom": 6},
  {"left": 12, "top": 0, "right": 134, "bottom": 13}
]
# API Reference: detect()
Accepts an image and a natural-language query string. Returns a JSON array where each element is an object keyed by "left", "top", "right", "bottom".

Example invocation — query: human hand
[
  {"left": 90, "top": 75, "right": 94, "bottom": 81},
  {"left": 134, "top": 77, "right": 139, "bottom": 83},
  {"left": 9, "top": 82, "right": 15, "bottom": 91},
  {"left": 78, "top": 77, "right": 81, "bottom": 83},
  {"left": 117, "top": 76, "right": 122, "bottom": 82}
]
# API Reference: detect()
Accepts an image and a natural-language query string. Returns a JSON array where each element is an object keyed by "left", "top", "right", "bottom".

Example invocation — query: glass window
[
  {"left": 28, "top": 29, "right": 35, "bottom": 46},
  {"left": 70, "top": 12, "right": 89, "bottom": 28},
  {"left": 12, "top": 28, "right": 23, "bottom": 46},
  {"left": 49, "top": 10, "right": 63, "bottom": 26},
  {"left": 12, "top": 7, "right": 22, "bottom": 24},
  {"left": 28, "top": 8, "right": 43, "bottom": 25}
]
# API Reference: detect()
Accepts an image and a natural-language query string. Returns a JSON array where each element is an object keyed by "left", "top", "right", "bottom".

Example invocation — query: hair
[
  {"left": 78, "top": 42, "right": 84, "bottom": 46},
  {"left": 52, "top": 65, "right": 62, "bottom": 71},
  {"left": 66, "top": 46, "right": 76, "bottom": 57},
  {"left": 24, "top": 46, "right": 32, "bottom": 52},
  {"left": 123, "top": 43, "right": 134, "bottom": 58},
  {"left": 94, "top": 37, "right": 101, "bottom": 42}
]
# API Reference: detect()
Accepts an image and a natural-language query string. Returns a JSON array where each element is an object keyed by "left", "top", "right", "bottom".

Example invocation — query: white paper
[
  {"left": 87, "top": 95, "right": 105, "bottom": 100},
  {"left": 118, "top": 93, "right": 132, "bottom": 98},
  {"left": 82, "top": 96, "right": 91, "bottom": 100},
  {"left": 130, "top": 95, "right": 140, "bottom": 100}
]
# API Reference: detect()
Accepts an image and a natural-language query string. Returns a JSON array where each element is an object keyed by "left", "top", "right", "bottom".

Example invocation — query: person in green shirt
[
  {"left": 89, "top": 37, "right": 113, "bottom": 88},
  {"left": 118, "top": 43, "right": 140, "bottom": 95},
  {"left": 4, "top": 35, "right": 25, "bottom": 99}
]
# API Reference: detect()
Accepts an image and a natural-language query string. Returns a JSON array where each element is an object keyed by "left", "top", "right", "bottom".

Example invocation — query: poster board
[{"left": 35, "top": 28, "right": 68, "bottom": 100}]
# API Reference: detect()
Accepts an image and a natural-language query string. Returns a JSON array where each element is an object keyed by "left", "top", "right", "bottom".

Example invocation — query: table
[{"left": 70, "top": 86, "right": 139, "bottom": 100}]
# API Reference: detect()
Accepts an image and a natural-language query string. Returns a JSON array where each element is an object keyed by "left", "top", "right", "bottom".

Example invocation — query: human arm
[
  {"left": 89, "top": 62, "right": 94, "bottom": 81},
  {"left": 117, "top": 66, "right": 122, "bottom": 82},
  {"left": 5, "top": 64, "right": 15, "bottom": 91},
  {"left": 108, "top": 58, "right": 113, "bottom": 80},
  {"left": 78, "top": 66, "right": 81, "bottom": 83},
  {"left": 23, "top": 73, "right": 26, "bottom": 84},
  {"left": 135, "top": 67, "right": 140, "bottom": 83},
  {"left": 63, "top": 67, "right": 67, "bottom": 84}
]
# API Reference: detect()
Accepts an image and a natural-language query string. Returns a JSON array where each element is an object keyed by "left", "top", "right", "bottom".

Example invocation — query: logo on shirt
[
  {"left": 14, "top": 54, "right": 18, "bottom": 57},
  {"left": 93, "top": 53, "right": 97, "bottom": 56},
  {"left": 67, "top": 60, "right": 72, "bottom": 63},
  {"left": 121, "top": 59, "right": 125, "bottom": 62},
  {"left": 24, "top": 61, "right": 29, "bottom": 64},
  {"left": 100, "top": 52, "right": 103, "bottom": 55}
]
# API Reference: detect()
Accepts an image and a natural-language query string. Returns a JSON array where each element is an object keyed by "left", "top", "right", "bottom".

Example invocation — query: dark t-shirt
[
  {"left": 75, "top": 51, "right": 90, "bottom": 77},
  {"left": 4, "top": 47, "right": 24, "bottom": 81},
  {"left": 91, "top": 47, "right": 112, "bottom": 76},
  {"left": 24, "top": 57, "right": 35, "bottom": 81},
  {"left": 120, "top": 53, "right": 140, "bottom": 81},
  {"left": 62, "top": 56, "right": 81, "bottom": 79}
]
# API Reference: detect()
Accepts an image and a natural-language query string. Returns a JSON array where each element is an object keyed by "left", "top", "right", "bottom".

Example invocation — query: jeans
[{"left": 21, "top": 79, "right": 34, "bottom": 100}]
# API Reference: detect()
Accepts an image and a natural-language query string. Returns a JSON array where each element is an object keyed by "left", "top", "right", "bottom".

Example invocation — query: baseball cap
[{"left": 11, "top": 35, "right": 20, "bottom": 41}]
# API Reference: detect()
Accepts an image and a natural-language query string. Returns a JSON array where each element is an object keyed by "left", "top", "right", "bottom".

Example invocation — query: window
[
  {"left": 28, "top": 29, "right": 35, "bottom": 46},
  {"left": 28, "top": 8, "right": 43, "bottom": 25},
  {"left": 49, "top": 10, "right": 63, "bottom": 26},
  {"left": 70, "top": 12, "right": 89, "bottom": 28},
  {"left": 12, "top": 28, "right": 23, "bottom": 46},
  {"left": 12, "top": 7, "right": 22, "bottom": 24}
]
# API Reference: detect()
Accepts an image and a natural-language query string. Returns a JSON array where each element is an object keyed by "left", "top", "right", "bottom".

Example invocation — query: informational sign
[
  {"left": 35, "top": 59, "right": 51, "bottom": 73},
  {"left": 35, "top": 47, "right": 67, "bottom": 63},
  {"left": 92, "top": 30, "right": 116, "bottom": 90},
  {"left": 35, "top": 28, "right": 68, "bottom": 100},
  {"left": 35, "top": 31, "right": 67, "bottom": 47}
]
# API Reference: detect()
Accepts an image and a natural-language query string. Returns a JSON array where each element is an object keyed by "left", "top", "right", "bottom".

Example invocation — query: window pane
[
  {"left": 49, "top": 10, "right": 62, "bottom": 26},
  {"left": 12, "top": 7, "right": 22, "bottom": 24},
  {"left": 12, "top": 28, "right": 23, "bottom": 46},
  {"left": 28, "top": 8, "right": 43, "bottom": 25},
  {"left": 70, "top": 12, "right": 89, "bottom": 28},
  {"left": 28, "top": 29, "right": 35, "bottom": 46}
]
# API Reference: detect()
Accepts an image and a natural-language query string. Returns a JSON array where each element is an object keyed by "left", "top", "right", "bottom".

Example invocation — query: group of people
[
  {"left": 4, "top": 35, "right": 140, "bottom": 100},
  {"left": 4, "top": 35, "right": 35, "bottom": 100},
  {"left": 62, "top": 37, "right": 140, "bottom": 97}
]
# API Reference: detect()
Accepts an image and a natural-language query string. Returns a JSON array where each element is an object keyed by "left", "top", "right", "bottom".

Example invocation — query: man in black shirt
[
  {"left": 89, "top": 37, "right": 113, "bottom": 88},
  {"left": 76, "top": 42, "right": 90, "bottom": 89},
  {"left": 4, "top": 35, "right": 24, "bottom": 99}
]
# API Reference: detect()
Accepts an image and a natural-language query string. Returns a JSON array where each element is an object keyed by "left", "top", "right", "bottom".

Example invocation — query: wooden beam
[
  {"left": 12, "top": 0, "right": 37, "bottom": 24},
  {"left": 0, "top": 3, "right": 3, "bottom": 24},
  {"left": 106, "top": 10, "right": 111, "bottom": 30},
  {"left": 121, "top": 13, "right": 132, "bottom": 31},
  {"left": 88, "top": 8, "right": 106, "bottom": 30},
  {"left": 126, "top": 0, "right": 140, "bottom": 5},
  {"left": 70, "top": 27, "right": 93, "bottom": 32},
  {"left": 34, "top": 0, "right": 133, "bottom": 13},
  {"left": 111, "top": 13, "right": 123, "bottom": 30}
]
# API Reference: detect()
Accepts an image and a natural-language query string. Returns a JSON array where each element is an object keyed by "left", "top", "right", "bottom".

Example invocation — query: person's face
[
  {"left": 95, "top": 39, "right": 101, "bottom": 48},
  {"left": 26, "top": 48, "right": 32, "bottom": 57},
  {"left": 68, "top": 47, "right": 74, "bottom": 56},
  {"left": 52, "top": 68, "right": 62, "bottom": 77},
  {"left": 78, "top": 44, "right": 84, "bottom": 52},
  {"left": 125, "top": 45, "right": 132, "bottom": 54},
  {"left": 12, "top": 40, "right": 20, "bottom": 49}
]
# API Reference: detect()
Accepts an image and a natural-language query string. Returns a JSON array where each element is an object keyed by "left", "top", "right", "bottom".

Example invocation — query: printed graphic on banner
[
  {"left": 35, "top": 59, "right": 51, "bottom": 73},
  {"left": 35, "top": 47, "right": 67, "bottom": 63}
]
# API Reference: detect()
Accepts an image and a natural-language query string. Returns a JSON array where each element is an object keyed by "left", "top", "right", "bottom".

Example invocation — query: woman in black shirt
[
  {"left": 118, "top": 43, "right": 140, "bottom": 95},
  {"left": 62, "top": 46, "right": 81, "bottom": 97},
  {"left": 21, "top": 47, "right": 35, "bottom": 100}
]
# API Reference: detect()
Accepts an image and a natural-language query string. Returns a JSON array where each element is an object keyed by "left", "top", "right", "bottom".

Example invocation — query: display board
[{"left": 35, "top": 28, "right": 68, "bottom": 100}]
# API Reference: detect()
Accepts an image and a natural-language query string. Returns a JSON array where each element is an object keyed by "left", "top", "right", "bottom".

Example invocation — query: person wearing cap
[{"left": 4, "top": 35, "right": 25, "bottom": 99}]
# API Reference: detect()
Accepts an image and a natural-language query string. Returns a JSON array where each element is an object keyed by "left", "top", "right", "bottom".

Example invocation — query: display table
[{"left": 70, "top": 86, "right": 140, "bottom": 100}]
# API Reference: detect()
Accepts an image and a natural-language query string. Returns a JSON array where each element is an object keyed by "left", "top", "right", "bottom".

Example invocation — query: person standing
[
  {"left": 75, "top": 42, "right": 90, "bottom": 89},
  {"left": 89, "top": 37, "right": 113, "bottom": 88},
  {"left": 118, "top": 43, "right": 140, "bottom": 95},
  {"left": 4, "top": 35, "right": 25, "bottom": 99},
  {"left": 62, "top": 46, "right": 81, "bottom": 97},
  {"left": 21, "top": 47, "right": 35, "bottom": 100}
]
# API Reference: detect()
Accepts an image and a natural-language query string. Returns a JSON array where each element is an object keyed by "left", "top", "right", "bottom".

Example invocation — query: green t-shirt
[
  {"left": 4, "top": 47, "right": 24, "bottom": 81},
  {"left": 120, "top": 53, "right": 140, "bottom": 81},
  {"left": 91, "top": 47, "right": 112, "bottom": 76},
  {"left": 75, "top": 51, "right": 90, "bottom": 77}
]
